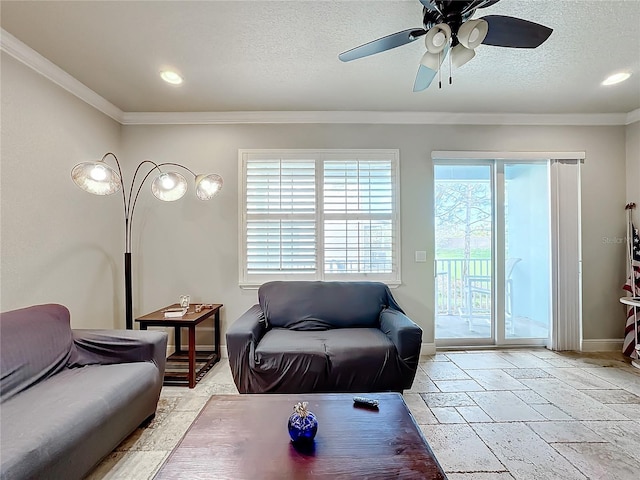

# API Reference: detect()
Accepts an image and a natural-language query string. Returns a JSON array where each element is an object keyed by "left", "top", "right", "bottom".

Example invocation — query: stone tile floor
[{"left": 87, "top": 349, "right": 640, "bottom": 479}]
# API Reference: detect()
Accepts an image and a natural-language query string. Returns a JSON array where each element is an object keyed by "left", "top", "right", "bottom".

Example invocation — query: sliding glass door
[
  {"left": 434, "top": 160, "right": 550, "bottom": 346},
  {"left": 435, "top": 163, "right": 494, "bottom": 342},
  {"left": 502, "top": 163, "right": 550, "bottom": 341}
]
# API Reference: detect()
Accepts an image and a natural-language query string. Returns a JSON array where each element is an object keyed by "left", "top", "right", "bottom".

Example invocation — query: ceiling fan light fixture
[
  {"left": 601, "top": 71, "right": 631, "bottom": 86},
  {"left": 420, "top": 51, "right": 441, "bottom": 71},
  {"left": 457, "top": 19, "right": 488, "bottom": 50},
  {"left": 451, "top": 44, "right": 476, "bottom": 69},
  {"left": 425, "top": 23, "right": 452, "bottom": 54}
]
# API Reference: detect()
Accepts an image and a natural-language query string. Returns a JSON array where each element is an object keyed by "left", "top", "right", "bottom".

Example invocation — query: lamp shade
[
  {"left": 195, "top": 174, "right": 223, "bottom": 200},
  {"left": 457, "top": 19, "right": 488, "bottom": 50},
  {"left": 151, "top": 172, "right": 188, "bottom": 201},
  {"left": 425, "top": 23, "right": 451, "bottom": 54},
  {"left": 451, "top": 44, "right": 476, "bottom": 68},
  {"left": 71, "top": 161, "right": 122, "bottom": 195}
]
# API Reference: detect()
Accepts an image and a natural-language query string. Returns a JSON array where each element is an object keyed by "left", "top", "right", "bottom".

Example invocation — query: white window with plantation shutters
[{"left": 239, "top": 149, "right": 400, "bottom": 287}]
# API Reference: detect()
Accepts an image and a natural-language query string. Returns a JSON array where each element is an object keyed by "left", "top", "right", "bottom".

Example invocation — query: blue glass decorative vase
[{"left": 287, "top": 402, "right": 318, "bottom": 443}]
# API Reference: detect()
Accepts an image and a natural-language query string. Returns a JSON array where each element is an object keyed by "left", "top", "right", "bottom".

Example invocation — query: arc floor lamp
[{"left": 71, "top": 152, "right": 223, "bottom": 329}]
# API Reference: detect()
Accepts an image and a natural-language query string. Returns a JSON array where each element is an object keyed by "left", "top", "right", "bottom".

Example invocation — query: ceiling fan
[{"left": 338, "top": 0, "right": 553, "bottom": 91}]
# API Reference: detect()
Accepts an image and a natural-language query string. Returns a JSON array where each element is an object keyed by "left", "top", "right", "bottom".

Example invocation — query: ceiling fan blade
[
  {"left": 481, "top": 15, "right": 553, "bottom": 48},
  {"left": 413, "top": 65, "right": 438, "bottom": 92},
  {"left": 339, "top": 28, "right": 426, "bottom": 62},
  {"left": 461, "top": 0, "right": 501, "bottom": 16},
  {"left": 418, "top": 0, "right": 443, "bottom": 16},
  {"left": 477, "top": 0, "right": 502, "bottom": 9},
  {"left": 414, "top": 43, "right": 450, "bottom": 92}
]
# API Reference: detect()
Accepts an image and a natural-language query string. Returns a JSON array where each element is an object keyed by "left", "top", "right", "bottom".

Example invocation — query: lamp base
[{"left": 125, "top": 252, "right": 133, "bottom": 330}]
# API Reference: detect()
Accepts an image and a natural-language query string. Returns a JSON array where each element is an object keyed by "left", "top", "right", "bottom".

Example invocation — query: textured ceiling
[{"left": 1, "top": 0, "right": 639, "bottom": 114}]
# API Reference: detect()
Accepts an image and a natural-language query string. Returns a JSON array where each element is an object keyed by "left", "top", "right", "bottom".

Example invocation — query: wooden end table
[{"left": 135, "top": 303, "right": 223, "bottom": 388}]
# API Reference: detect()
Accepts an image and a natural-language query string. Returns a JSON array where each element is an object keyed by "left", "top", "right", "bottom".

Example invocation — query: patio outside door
[{"left": 434, "top": 161, "right": 551, "bottom": 346}]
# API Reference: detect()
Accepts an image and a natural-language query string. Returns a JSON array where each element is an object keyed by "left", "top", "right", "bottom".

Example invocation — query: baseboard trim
[
  {"left": 420, "top": 342, "right": 436, "bottom": 356},
  {"left": 580, "top": 339, "right": 623, "bottom": 352}
]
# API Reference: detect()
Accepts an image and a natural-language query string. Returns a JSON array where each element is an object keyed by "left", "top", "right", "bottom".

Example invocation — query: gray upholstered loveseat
[
  {"left": 0, "top": 304, "right": 168, "bottom": 480},
  {"left": 226, "top": 281, "right": 422, "bottom": 393}
]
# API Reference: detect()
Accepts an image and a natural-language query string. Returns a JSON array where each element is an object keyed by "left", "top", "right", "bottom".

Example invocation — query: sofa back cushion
[
  {"left": 258, "top": 281, "right": 402, "bottom": 330},
  {"left": 0, "top": 304, "right": 73, "bottom": 403}
]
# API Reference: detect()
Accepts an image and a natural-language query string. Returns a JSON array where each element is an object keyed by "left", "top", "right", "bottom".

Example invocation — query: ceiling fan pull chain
[
  {"left": 438, "top": 51, "right": 442, "bottom": 89},
  {"left": 449, "top": 44, "right": 453, "bottom": 85}
]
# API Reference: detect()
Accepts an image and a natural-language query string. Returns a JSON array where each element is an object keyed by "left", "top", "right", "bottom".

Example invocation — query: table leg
[
  {"left": 188, "top": 326, "right": 196, "bottom": 388},
  {"left": 140, "top": 324, "right": 147, "bottom": 331},
  {"left": 175, "top": 326, "right": 182, "bottom": 354},
  {"left": 214, "top": 309, "right": 220, "bottom": 358}
]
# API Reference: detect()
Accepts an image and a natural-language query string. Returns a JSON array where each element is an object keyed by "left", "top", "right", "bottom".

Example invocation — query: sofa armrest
[
  {"left": 379, "top": 308, "right": 422, "bottom": 363},
  {"left": 225, "top": 305, "right": 268, "bottom": 393},
  {"left": 68, "top": 329, "right": 168, "bottom": 375},
  {"left": 226, "top": 305, "right": 267, "bottom": 358}
]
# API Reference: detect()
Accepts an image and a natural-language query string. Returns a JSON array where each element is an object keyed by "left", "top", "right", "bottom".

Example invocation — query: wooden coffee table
[{"left": 154, "top": 393, "right": 447, "bottom": 479}]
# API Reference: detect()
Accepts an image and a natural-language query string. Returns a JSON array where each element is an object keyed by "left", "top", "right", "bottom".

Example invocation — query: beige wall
[
  {"left": 121, "top": 123, "right": 627, "bottom": 344},
  {"left": 1, "top": 53, "right": 123, "bottom": 328},
  {"left": 1, "top": 51, "right": 631, "bottom": 343},
  {"left": 626, "top": 121, "right": 640, "bottom": 209}
]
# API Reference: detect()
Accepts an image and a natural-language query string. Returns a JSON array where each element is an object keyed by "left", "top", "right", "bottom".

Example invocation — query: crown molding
[
  {"left": 121, "top": 110, "right": 630, "bottom": 126},
  {"left": 627, "top": 108, "right": 640, "bottom": 125},
  {"left": 2, "top": 28, "right": 636, "bottom": 128},
  {"left": 0, "top": 28, "right": 123, "bottom": 123}
]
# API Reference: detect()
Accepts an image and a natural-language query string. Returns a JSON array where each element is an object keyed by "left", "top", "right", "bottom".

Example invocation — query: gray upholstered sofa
[
  {"left": 226, "top": 281, "right": 422, "bottom": 393},
  {"left": 0, "top": 304, "right": 168, "bottom": 480}
]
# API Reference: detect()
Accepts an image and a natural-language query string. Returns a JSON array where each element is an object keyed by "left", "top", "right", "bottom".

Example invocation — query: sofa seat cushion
[
  {"left": 323, "top": 328, "right": 399, "bottom": 391},
  {"left": 253, "top": 329, "right": 329, "bottom": 392},
  {"left": 253, "top": 328, "right": 398, "bottom": 393},
  {"left": 0, "top": 362, "right": 159, "bottom": 480}
]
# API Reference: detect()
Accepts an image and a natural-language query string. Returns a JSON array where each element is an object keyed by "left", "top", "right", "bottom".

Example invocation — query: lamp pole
[{"left": 71, "top": 152, "right": 223, "bottom": 329}]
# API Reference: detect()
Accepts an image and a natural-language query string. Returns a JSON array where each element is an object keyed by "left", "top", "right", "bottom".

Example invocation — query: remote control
[{"left": 353, "top": 396, "right": 379, "bottom": 408}]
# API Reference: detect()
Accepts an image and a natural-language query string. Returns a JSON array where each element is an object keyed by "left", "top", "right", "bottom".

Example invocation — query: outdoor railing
[{"left": 436, "top": 258, "right": 491, "bottom": 315}]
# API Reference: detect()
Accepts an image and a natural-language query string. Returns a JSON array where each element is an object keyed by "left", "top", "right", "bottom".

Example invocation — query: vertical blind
[{"left": 241, "top": 150, "right": 400, "bottom": 284}]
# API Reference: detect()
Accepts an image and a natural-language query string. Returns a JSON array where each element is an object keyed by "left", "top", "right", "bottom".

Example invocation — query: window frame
[{"left": 239, "top": 149, "right": 401, "bottom": 288}]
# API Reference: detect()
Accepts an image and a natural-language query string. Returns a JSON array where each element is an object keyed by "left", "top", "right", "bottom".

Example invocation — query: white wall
[
  {"left": 121, "top": 123, "right": 627, "bottom": 345},
  {"left": 1, "top": 53, "right": 123, "bottom": 328},
  {"left": 626, "top": 121, "right": 640, "bottom": 208},
  {"left": 1, "top": 51, "right": 631, "bottom": 343}
]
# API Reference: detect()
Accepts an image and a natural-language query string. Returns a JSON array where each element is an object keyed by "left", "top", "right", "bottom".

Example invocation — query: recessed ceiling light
[
  {"left": 160, "top": 70, "right": 183, "bottom": 85},
  {"left": 601, "top": 72, "right": 631, "bottom": 86}
]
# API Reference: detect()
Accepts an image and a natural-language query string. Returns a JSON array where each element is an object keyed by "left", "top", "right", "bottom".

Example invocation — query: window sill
[{"left": 239, "top": 280, "right": 401, "bottom": 290}]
